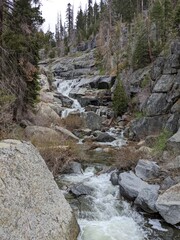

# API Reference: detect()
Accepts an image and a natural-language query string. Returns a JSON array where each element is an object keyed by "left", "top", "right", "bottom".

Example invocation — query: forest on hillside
[{"left": 0, "top": 0, "right": 180, "bottom": 137}]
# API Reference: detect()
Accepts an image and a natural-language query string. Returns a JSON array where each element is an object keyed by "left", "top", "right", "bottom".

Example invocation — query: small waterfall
[{"left": 57, "top": 79, "right": 85, "bottom": 118}]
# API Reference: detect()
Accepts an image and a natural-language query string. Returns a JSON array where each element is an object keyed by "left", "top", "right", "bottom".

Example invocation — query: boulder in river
[
  {"left": 156, "top": 183, "right": 180, "bottom": 225},
  {"left": 135, "top": 159, "right": 160, "bottom": 181},
  {"left": 70, "top": 184, "right": 94, "bottom": 197},
  {"left": 0, "top": 139, "right": 79, "bottom": 240},
  {"left": 93, "top": 131, "right": 116, "bottom": 142},
  {"left": 118, "top": 171, "right": 149, "bottom": 200},
  {"left": 134, "top": 185, "right": 160, "bottom": 213}
]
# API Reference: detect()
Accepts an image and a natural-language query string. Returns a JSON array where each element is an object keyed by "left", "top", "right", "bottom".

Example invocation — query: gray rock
[
  {"left": 70, "top": 184, "right": 93, "bottom": 197},
  {"left": 0, "top": 139, "right": 79, "bottom": 240},
  {"left": 150, "top": 57, "right": 165, "bottom": 81},
  {"left": 160, "top": 177, "right": 176, "bottom": 191},
  {"left": 171, "top": 99, "right": 180, "bottom": 113},
  {"left": 82, "top": 111, "right": 102, "bottom": 131},
  {"left": 153, "top": 75, "right": 174, "bottom": 93},
  {"left": 144, "top": 93, "right": 169, "bottom": 116},
  {"left": 156, "top": 183, "right": 180, "bottom": 225},
  {"left": 135, "top": 159, "right": 160, "bottom": 181},
  {"left": 171, "top": 40, "right": 180, "bottom": 55},
  {"left": 135, "top": 185, "right": 160, "bottom": 213},
  {"left": 110, "top": 171, "right": 119, "bottom": 186},
  {"left": 55, "top": 94, "right": 73, "bottom": 108},
  {"left": 145, "top": 135, "right": 158, "bottom": 148},
  {"left": 166, "top": 128, "right": 180, "bottom": 154},
  {"left": 163, "top": 55, "right": 179, "bottom": 74},
  {"left": 119, "top": 171, "right": 149, "bottom": 200},
  {"left": 165, "top": 113, "right": 179, "bottom": 134},
  {"left": 94, "top": 131, "right": 116, "bottom": 142},
  {"left": 62, "top": 161, "right": 82, "bottom": 174},
  {"left": 129, "top": 115, "right": 169, "bottom": 140}
]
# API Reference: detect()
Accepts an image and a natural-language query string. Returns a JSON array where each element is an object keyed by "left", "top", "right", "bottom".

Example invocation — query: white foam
[{"left": 148, "top": 219, "right": 168, "bottom": 232}]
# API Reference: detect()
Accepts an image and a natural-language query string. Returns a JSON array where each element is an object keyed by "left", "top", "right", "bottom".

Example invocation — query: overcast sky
[{"left": 40, "top": 0, "right": 99, "bottom": 32}]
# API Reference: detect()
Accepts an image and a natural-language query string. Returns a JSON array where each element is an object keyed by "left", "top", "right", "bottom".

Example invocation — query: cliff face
[
  {"left": 0, "top": 139, "right": 79, "bottom": 240},
  {"left": 125, "top": 40, "right": 180, "bottom": 140}
]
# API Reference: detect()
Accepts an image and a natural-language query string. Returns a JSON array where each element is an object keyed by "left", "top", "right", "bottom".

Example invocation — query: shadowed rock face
[{"left": 0, "top": 139, "right": 79, "bottom": 240}]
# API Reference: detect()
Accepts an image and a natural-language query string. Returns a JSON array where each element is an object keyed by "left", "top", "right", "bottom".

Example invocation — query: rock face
[
  {"left": 0, "top": 139, "right": 79, "bottom": 240},
  {"left": 82, "top": 111, "right": 102, "bottom": 131},
  {"left": 156, "top": 183, "right": 180, "bottom": 225},
  {"left": 127, "top": 40, "right": 180, "bottom": 139}
]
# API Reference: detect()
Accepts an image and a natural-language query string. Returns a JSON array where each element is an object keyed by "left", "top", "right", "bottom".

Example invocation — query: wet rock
[
  {"left": 82, "top": 111, "right": 102, "bottom": 131},
  {"left": 163, "top": 54, "right": 179, "bottom": 74},
  {"left": 93, "top": 131, "right": 116, "bottom": 142},
  {"left": 110, "top": 171, "right": 119, "bottom": 186},
  {"left": 62, "top": 161, "right": 83, "bottom": 174},
  {"left": 70, "top": 184, "right": 93, "bottom": 197},
  {"left": 54, "top": 93, "right": 73, "bottom": 108},
  {"left": 166, "top": 128, "right": 180, "bottom": 154},
  {"left": 0, "top": 139, "right": 79, "bottom": 240},
  {"left": 119, "top": 171, "right": 149, "bottom": 200},
  {"left": 135, "top": 159, "right": 160, "bottom": 181},
  {"left": 156, "top": 183, "right": 180, "bottom": 225},
  {"left": 135, "top": 185, "right": 160, "bottom": 213}
]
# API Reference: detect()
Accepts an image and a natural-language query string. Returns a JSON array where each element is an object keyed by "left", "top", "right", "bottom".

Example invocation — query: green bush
[
  {"left": 153, "top": 129, "right": 171, "bottom": 154},
  {"left": 112, "top": 79, "right": 128, "bottom": 116}
]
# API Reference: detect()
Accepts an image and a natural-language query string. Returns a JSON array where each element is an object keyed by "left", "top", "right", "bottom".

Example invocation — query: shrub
[
  {"left": 153, "top": 129, "right": 172, "bottom": 154},
  {"left": 62, "top": 114, "right": 84, "bottom": 131},
  {"left": 112, "top": 79, "right": 128, "bottom": 116}
]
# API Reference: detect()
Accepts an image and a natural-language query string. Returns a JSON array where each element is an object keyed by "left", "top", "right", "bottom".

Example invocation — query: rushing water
[
  {"left": 56, "top": 79, "right": 85, "bottom": 118},
  {"left": 59, "top": 167, "right": 147, "bottom": 240}
]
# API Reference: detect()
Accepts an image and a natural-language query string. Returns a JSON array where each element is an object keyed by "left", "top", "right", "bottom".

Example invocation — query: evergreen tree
[
  {"left": 1, "top": 0, "right": 44, "bottom": 121},
  {"left": 66, "top": 3, "right": 74, "bottom": 38}
]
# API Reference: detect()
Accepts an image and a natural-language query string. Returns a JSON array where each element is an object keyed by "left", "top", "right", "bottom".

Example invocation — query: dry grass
[
  {"left": 113, "top": 143, "right": 150, "bottom": 170},
  {"left": 62, "top": 114, "right": 84, "bottom": 131},
  {"left": 30, "top": 134, "right": 80, "bottom": 177}
]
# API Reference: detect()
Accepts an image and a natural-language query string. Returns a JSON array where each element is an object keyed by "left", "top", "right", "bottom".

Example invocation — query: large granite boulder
[
  {"left": 118, "top": 171, "right": 149, "bottom": 200},
  {"left": 166, "top": 128, "right": 180, "bottom": 154},
  {"left": 25, "top": 126, "right": 62, "bottom": 144},
  {"left": 156, "top": 183, "right": 180, "bottom": 225},
  {"left": 135, "top": 159, "right": 160, "bottom": 181},
  {"left": 134, "top": 185, "right": 160, "bottom": 213},
  {"left": 0, "top": 139, "right": 79, "bottom": 240},
  {"left": 129, "top": 115, "right": 169, "bottom": 140},
  {"left": 33, "top": 102, "right": 61, "bottom": 127},
  {"left": 82, "top": 111, "right": 102, "bottom": 131}
]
